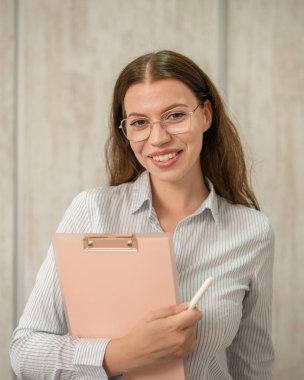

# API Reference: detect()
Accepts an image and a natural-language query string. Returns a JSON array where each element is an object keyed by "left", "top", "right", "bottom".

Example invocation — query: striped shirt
[{"left": 10, "top": 171, "right": 274, "bottom": 379}]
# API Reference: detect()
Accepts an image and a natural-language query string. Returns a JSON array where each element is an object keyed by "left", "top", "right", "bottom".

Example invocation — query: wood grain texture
[
  {"left": 17, "top": 0, "right": 219, "bottom": 308},
  {"left": 0, "top": 0, "right": 15, "bottom": 379},
  {"left": 227, "top": 1, "right": 304, "bottom": 379}
]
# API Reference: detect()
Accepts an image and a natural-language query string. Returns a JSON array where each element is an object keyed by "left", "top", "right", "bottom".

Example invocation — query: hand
[{"left": 104, "top": 303, "right": 202, "bottom": 376}]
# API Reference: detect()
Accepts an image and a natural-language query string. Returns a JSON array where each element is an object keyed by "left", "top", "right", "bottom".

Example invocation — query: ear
[{"left": 202, "top": 100, "right": 212, "bottom": 133}]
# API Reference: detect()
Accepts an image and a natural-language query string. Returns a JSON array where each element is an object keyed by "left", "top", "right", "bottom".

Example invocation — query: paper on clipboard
[{"left": 53, "top": 233, "right": 188, "bottom": 380}]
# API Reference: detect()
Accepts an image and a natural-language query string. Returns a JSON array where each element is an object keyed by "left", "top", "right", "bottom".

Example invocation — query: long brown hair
[{"left": 106, "top": 50, "right": 259, "bottom": 210}]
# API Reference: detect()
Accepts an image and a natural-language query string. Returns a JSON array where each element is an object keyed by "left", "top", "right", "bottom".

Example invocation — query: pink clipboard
[{"left": 53, "top": 233, "right": 188, "bottom": 380}]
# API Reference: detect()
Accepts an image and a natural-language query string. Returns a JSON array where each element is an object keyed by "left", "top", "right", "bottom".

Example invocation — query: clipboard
[{"left": 53, "top": 233, "right": 188, "bottom": 380}]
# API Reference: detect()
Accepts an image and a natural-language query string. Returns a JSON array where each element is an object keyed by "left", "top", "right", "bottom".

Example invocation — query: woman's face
[{"left": 123, "top": 78, "right": 212, "bottom": 186}]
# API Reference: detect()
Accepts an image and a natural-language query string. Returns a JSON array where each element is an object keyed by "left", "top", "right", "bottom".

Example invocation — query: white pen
[{"left": 188, "top": 277, "right": 214, "bottom": 310}]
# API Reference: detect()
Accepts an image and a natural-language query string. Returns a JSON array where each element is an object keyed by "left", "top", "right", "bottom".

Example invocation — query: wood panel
[
  {"left": 227, "top": 1, "right": 304, "bottom": 379},
  {"left": 18, "top": 0, "right": 220, "bottom": 308},
  {"left": 0, "top": 0, "right": 15, "bottom": 379}
]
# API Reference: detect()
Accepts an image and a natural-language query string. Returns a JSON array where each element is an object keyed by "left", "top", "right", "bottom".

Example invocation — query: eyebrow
[{"left": 126, "top": 103, "right": 189, "bottom": 118}]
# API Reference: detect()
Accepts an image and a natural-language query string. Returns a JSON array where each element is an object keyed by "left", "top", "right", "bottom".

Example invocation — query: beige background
[{"left": 0, "top": 1, "right": 303, "bottom": 379}]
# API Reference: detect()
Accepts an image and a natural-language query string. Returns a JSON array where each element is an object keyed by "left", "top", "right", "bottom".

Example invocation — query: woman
[{"left": 10, "top": 50, "right": 274, "bottom": 379}]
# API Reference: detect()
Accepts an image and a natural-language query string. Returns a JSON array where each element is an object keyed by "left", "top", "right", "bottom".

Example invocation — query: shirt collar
[
  {"left": 130, "top": 171, "right": 219, "bottom": 224},
  {"left": 193, "top": 178, "right": 219, "bottom": 224},
  {"left": 130, "top": 171, "right": 153, "bottom": 215}
]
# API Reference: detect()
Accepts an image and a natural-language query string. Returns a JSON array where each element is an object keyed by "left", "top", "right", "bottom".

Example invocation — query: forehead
[{"left": 123, "top": 78, "right": 197, "bottom": 114}]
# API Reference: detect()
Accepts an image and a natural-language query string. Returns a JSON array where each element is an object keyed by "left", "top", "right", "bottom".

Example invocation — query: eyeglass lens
[{"left": 122, "top": 106, "right": 198, "bottom": 142}]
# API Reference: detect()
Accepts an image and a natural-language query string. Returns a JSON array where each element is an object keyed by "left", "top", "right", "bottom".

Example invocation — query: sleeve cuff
[{"left": 73, "top": 338, "right": 111, "bottom": 379}]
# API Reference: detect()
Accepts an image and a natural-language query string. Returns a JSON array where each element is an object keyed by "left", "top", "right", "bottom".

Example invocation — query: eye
[
  {"left": 164, "top": 110, "right": 187, "bottom": 121},
  {"left": 129, "top": 118, "right": 150, "bottom": 128}
]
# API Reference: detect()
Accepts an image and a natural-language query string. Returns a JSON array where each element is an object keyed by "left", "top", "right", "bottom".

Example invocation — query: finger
[
  {"left": 178, "top": 326, "right": 194, "bottom": 345},
  {"left": 187, "top": 338, "right": 199, "bottom": 355},
  {"left": 177, "top": 302, "right": 189, "bottom": 311},
  {"left": 174, "top": 327, "right": 198, "bottom": 358},
  {"left": 184, "top": 323, "right": 197, "bottom": 339},
  {"left": 168, "top": 308, "right": 202, "bottom": 330},
  {"left": 144, "top": 304, "right": 184, "bottom": 322},
  {"left": 184, "top": 326, "right": 199, "bottom": 352}
]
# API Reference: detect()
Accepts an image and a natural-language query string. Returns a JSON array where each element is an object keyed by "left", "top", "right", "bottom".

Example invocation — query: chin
[{"left": 148, "top": 169, "right": 188, "bottom": 184}]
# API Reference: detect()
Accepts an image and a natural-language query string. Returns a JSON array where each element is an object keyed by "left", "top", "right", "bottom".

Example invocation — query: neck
[{"left": 150, "top": 170, "right": 209, "bottom": 222}]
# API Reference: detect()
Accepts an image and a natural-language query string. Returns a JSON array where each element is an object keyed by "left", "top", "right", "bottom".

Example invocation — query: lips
[
  {"left": 149, "top": 149, "right": 181, "bottom": 158},
  {"left": 152, "top": 152, "right": 177, "bottom": 162},
  {"left": 148, "top": 149, "right": 182, "bottom": 166}
]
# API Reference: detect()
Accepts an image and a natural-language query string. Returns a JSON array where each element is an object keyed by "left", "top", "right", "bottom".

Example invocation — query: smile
[{"left": 152, "top": 152, "right": 177, "bottom": 162}]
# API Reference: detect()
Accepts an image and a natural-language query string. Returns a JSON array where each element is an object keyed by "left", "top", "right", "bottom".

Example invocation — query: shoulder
[
  {"left": 216, "top": 197, "right": 275, "bottom": 268},
  {"left": 217, "top": 195, "right": 274, "bottom": 240},
  {"left": 56, "top": 182, "right": 134, "bottom": 232},
  {"left": 69, "top": 181, "right": 134, "bottom": 212}
]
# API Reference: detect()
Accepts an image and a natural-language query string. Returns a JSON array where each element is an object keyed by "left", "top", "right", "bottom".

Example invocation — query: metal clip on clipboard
[{"left": 83, "top": 234, "right": 138, "bottom": 252}]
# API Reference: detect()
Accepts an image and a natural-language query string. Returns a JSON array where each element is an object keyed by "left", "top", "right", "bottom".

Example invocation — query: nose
[{"left": 148, "top": 121, "right": 171, "bottom": 146}]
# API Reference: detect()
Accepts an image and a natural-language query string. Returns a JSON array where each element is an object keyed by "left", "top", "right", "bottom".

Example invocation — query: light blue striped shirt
[{"left": 10, "top": 171, "right": 274, "bottom": 379}]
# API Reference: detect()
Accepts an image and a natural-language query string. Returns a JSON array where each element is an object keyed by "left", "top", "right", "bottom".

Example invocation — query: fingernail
[{"left": 178, "top": 303, "right": 189, "bottom": 311}]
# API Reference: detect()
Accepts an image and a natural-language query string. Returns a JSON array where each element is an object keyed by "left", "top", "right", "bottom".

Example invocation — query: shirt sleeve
[
  {"left": 9, "top": 193, "right": 112, "bottom": 380},
  {"left": 226, "top": 218, "right": 275, "bottom": 380}
]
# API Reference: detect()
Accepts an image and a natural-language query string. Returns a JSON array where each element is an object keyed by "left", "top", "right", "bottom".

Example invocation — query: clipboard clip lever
[{"left": 83, "top": 234, "right": 138, "bottom": 252}]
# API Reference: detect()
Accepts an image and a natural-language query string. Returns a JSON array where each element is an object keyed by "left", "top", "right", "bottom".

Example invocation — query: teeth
[{"left": 152, "top": 152, "right": 177, "bottom": 162}]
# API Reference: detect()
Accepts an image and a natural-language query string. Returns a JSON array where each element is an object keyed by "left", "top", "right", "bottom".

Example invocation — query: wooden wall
[
  {"left": 0, "top": 0, "right": 15, "bottom": 378},
  {"left": 227, "top": 2, "right": 304, "bottom": 378},
  {"left": 1, "top": 1, "right": 303, "bottom": 379}
]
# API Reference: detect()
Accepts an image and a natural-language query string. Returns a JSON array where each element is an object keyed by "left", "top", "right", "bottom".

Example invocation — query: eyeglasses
[{"left": 119, "top": 102, "right": 203, "bottom": 142}]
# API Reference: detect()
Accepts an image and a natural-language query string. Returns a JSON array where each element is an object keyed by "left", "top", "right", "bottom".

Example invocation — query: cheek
[
  {"left": 181, "top": 132, "right": 203, "bottom": 153},
  {"left": 130, "top": 141, "right": 145, "bottom": 161}
]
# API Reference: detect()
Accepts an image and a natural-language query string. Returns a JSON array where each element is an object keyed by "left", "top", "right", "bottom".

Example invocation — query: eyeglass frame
[{"left": 119, "top": 101, "right": 206, "bottom": 142}]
